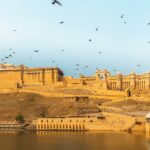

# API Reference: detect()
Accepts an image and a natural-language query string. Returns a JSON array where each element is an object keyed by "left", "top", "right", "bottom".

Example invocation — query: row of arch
[
  {"left": 122, "top": 82, "right": 130, "bottom": 90},
  {"left": 110, "top": 82, "right": 117, "bottom": 90},
  {"left": 109, "top": 81, "right": 147, "bottom": 91},
  {"left": 37, "top": 124, "right": 86, "bottom": 131},
  {"left": 137, "top": 81, "right": 146, "bottom": 90}
]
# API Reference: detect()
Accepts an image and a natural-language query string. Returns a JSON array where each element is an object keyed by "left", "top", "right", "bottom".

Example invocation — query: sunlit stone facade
[
  {"left": 0, "top": 64, "right": 149, "bottom": 91},
  {"left": 0, "top": 64, "right": 64, "bottom": 87},
  {"left": 35, "top": 116, "right": 104, "bottom": 131},
  {"left": 65, "top": 69, "right": 150, "bottom": 91}
]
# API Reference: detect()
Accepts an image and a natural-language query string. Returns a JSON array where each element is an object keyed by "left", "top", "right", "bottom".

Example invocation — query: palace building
[
  {"left": 0, "top": 64, "right": 64, "bottom": 87},
  {"left": 64, "top": 69, "right": 150, "bottom": 91},
  {"left": 0, "top": 64, "right": 150, "bottom": 92}
]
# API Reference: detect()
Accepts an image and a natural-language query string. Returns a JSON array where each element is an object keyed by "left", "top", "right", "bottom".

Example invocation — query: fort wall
[{"left": 0, "top": 64, "right": 150, "bottom": 92}]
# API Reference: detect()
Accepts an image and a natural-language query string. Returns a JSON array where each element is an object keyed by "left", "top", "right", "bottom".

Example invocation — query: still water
[{"left": 0, "top": 131, "right": 149, "bottom": 150}]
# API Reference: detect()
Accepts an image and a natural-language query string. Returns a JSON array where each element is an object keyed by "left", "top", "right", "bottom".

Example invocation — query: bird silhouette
[
  {"left": 95, "top": 27, "right": 99, "bottom": 31},
  {"left": 52, "top": 0, "right": 62, "bottom": 6},
  {"left": 120, "top": 14, "right": 124, "bottom": 19},
  {"left": 89, "top": 39, "right": 92, "bottom": 42},
  {"left": 13, "top": 29, "right": 16, "bottom": 32},
  {"left": 61, "top": 49, "right": 64, "bottom": 52},
  {"left": 59, "top": 21, "right": 64, "bottom": 24},
  {"left": 147, "top": 23, "right": 150, "bottom": 25},
  {"left": 34, "top": 50, "right": 39, "bottom": 53},
  {"left": 123, "top": 21, "right": 127, "bottom": 24},
  {"left": 137, "top": 65, "right": 141, "bottom": 67},
  {"left": 98, "top": 51, "right": 102, "bottom": 54}
]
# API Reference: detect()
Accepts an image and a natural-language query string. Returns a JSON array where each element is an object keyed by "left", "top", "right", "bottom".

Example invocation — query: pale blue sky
[{"left": 0, "top": 0, "right": 150, "bottom": 76}]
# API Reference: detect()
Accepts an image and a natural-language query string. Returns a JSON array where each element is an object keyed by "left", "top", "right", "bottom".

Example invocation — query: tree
[{"left": 15, "top": 114, "right": 25, "bottom": 123}]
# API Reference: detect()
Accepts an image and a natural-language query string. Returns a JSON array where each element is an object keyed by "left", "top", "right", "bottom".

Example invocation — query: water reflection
[{"left": 0, "top": 131, "right": 149, "bottom": 150}]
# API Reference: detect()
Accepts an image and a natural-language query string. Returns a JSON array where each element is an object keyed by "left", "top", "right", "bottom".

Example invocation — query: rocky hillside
[{"left": 0, "top": 92, "right": 109, "bottom": 121}]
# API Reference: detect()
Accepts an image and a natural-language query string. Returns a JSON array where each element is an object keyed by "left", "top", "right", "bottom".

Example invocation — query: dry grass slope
[{"left": 0, "top": 92, "right": 108, "bottom": 121}]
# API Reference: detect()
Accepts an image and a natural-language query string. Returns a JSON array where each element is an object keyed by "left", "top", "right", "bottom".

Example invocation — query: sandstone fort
[{"left": 0, "top": 63, "right": 149, "bottom": 94}]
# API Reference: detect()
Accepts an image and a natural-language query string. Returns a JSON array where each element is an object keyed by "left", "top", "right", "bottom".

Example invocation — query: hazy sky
[{"left": 0, "top": 0, "right": 150, "bottom": 77}]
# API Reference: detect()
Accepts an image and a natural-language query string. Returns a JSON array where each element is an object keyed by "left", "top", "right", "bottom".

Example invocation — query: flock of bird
[{"left": 0, "top": 0, "right": 149, "bottom": 75}]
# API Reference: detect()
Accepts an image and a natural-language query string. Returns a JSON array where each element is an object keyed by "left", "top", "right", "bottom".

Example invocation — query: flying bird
[
  {"left": 52, "top": 0, "right": 63, "bottom": 6},
  {"left": 59, "top": 21, "right": 64, "bottom": 24},
  {"left": 89, "top": 39, "right": 92, "bottom": 42},
  {"left": 137, "top": 65, "right": 141, "bottom": 67},
  {"left": 120, "top": 14, "right": 124, "bottom": 19},
  {"left": 95, "top": 27, "right": 99, "bottom": 31},
  {"left": 61, "top": 49, "right": 64, "bottom": 52},
  {"left": 123, "top": 21, "right": 127, "bottom": 24},
  {"left": 34, "top": 50, "right": 39, "bottom": 53},
  {"left": 13, "top": 29, "right": 16, "bottom": 32},
  {"left": 98, "top": 51, "right": 102, "bottom": 54},
  {"left": 147, "top": 23, "right": 150, "bottom": 25}
]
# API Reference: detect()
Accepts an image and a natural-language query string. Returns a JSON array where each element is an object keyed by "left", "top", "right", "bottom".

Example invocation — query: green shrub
[{"left": 15, "top": 114, "right": 25, "bottom": 123}]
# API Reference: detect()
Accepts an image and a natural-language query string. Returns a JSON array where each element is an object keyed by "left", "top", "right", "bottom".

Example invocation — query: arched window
[
  {"left": 53, "top": 124, "right": 55, "bottom": 129},
  {"left": 69, "top": 125, "right": 72, "bottom": 129},
  {"left": 47, "top": 124, "right": 49, "bottom": 129},
  {"left": 38, "top": 124, "right": 40, "bottom": 129},
  {"left": 66, "top": 124, "right": 68, "bottom": 129},
  {"left": 76, "top": 125, "right": 78, "bottom": 130},
  {"left": 59, "top": 124, "right": 61, "bottom": 129},
  {"left": 41, "top": 124, "right": 43, "bottom": 129},
  {"left": 50, "top": 124, "right": 52, "bottom": 129},
  {"left": 83, "top": 125, "right": 85, "bottom": 129},
  {"left": 44, "top": 124, "right": 46, "bottom": 129}
]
